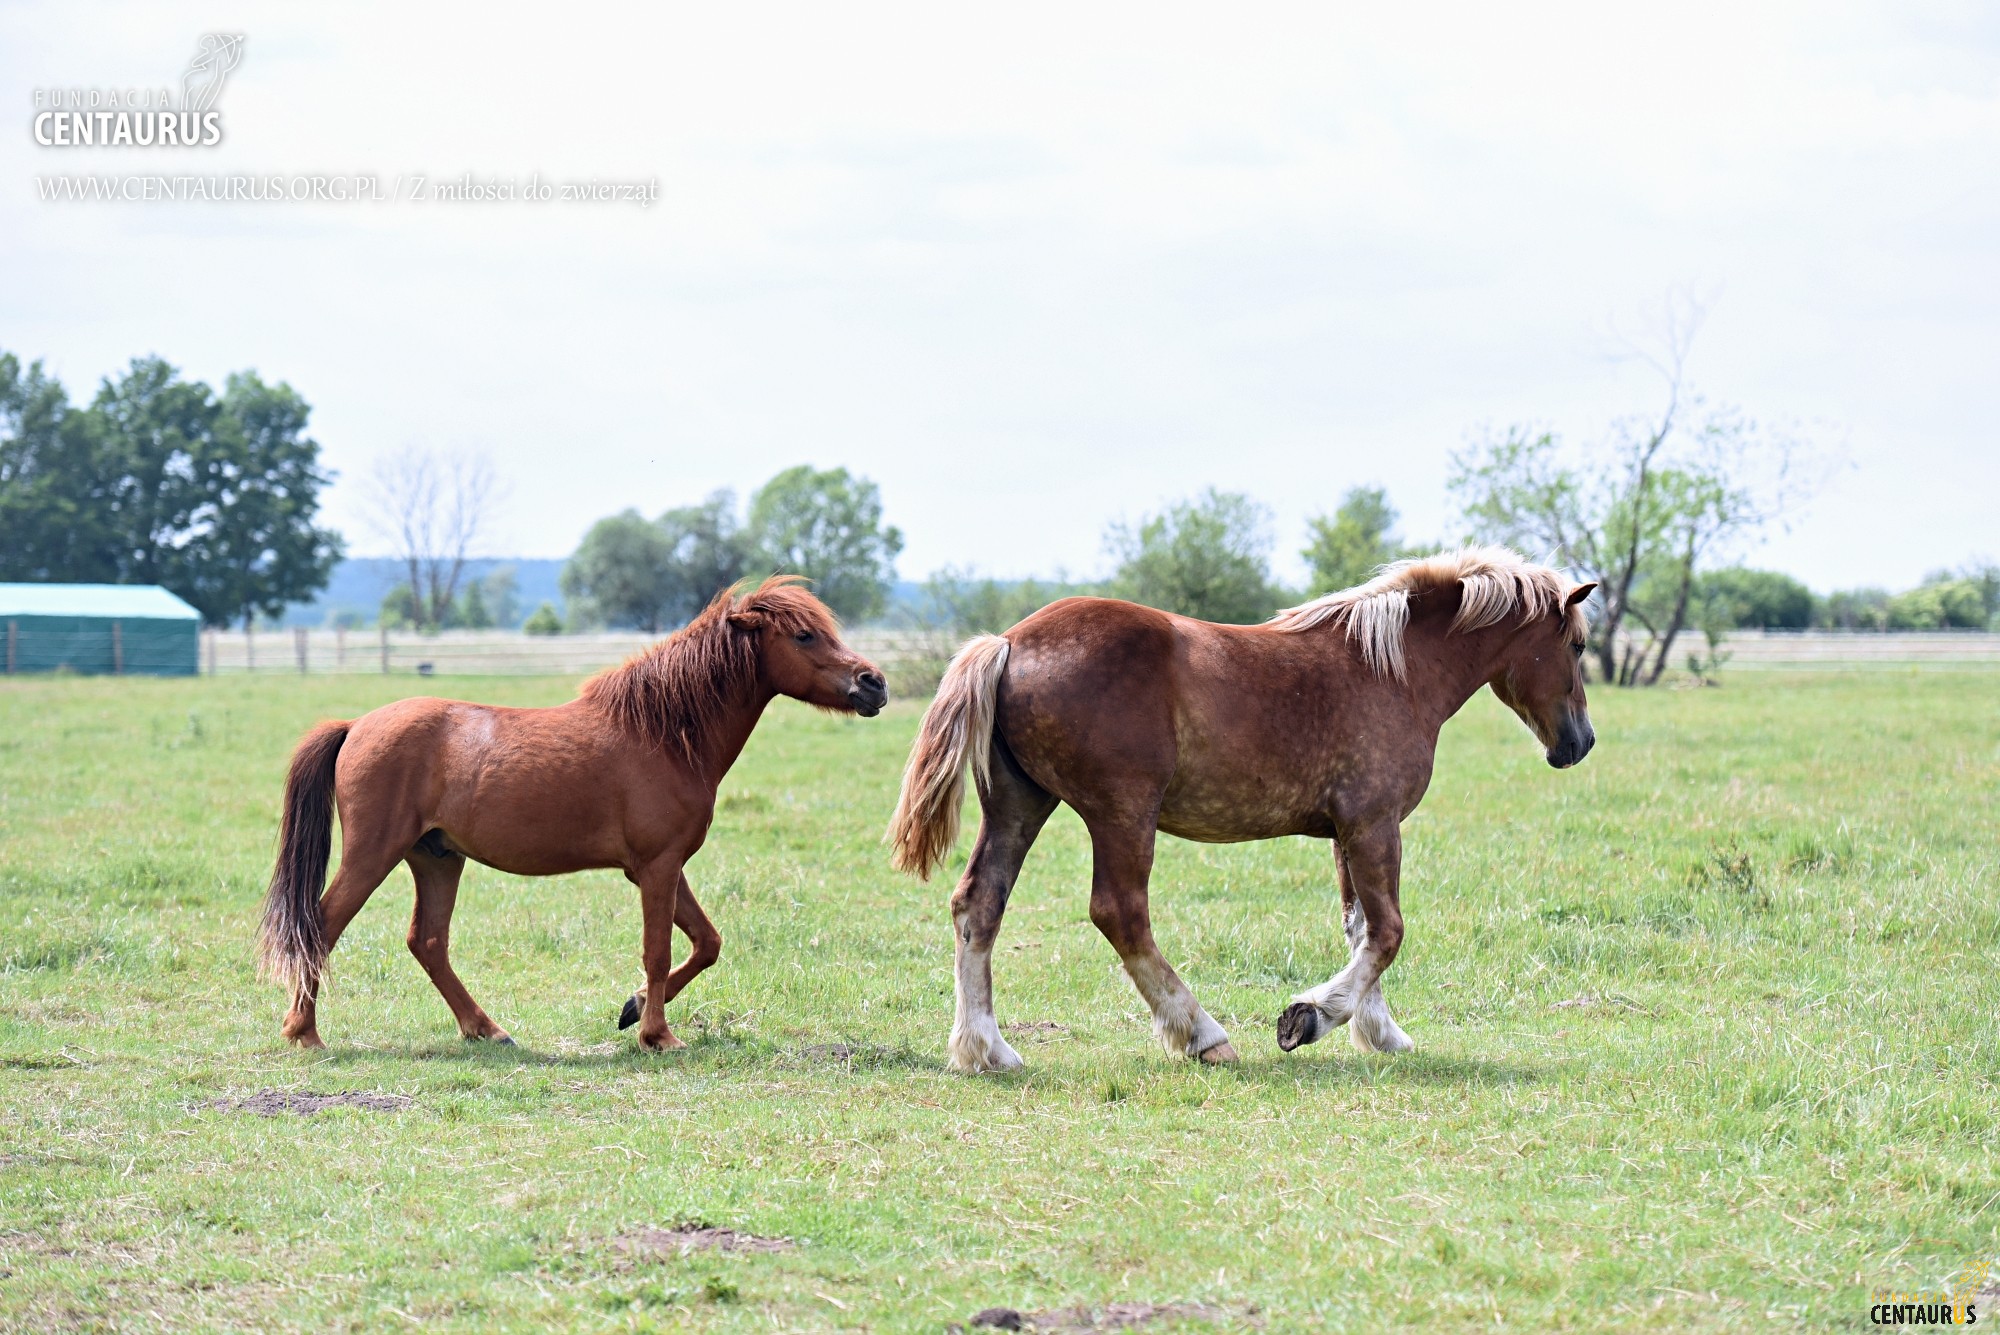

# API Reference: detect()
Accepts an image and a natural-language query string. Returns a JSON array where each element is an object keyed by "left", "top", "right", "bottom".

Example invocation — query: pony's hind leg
[
  {"left": 280, "top": 838, "right": 405, "bottom": 1049},
  {"left": 1084, "top": 816, "right": 1235, "bottom": 1064},
  {"left": 946, "top": 743, "right": 1057, "bottom": 1073},
  {"left": 407, "top": 848, "right": 511, "bottom": 1043},
  {"left": 1278, "top": 821, "right": 1409, "bottom": 1053}
]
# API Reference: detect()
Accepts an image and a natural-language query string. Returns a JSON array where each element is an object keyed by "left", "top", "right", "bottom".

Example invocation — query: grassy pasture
[{"left": 0, "top": 670, "right": 1996, "bottom": 1332}]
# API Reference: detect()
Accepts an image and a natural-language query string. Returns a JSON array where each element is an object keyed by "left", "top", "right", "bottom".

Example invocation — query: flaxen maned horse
[
  {"left": 888, "top": 547, "right": 1595, "bottom": 1070},
  {"left": 258, "top": 577, "right": 887, "bottom": 1052}
]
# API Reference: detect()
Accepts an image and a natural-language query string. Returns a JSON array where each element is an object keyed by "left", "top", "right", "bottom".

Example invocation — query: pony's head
[
  {"left": 726, "top": 577, "right": 888, "bottom": 716},
  {"left": 1487, "top": 580, "right": 1597, "bottom": 768}
]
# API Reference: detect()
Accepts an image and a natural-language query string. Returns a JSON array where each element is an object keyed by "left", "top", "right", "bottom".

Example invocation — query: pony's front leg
[
  {"left": 629, "top": 856, "right": 685, "bottom": 1052},
  {"left": 1278, "top": 822, "right": 1408, "bottom": 1053}
]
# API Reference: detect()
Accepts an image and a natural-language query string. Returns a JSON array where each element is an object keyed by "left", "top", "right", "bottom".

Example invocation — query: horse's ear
[
  {"left": 726, "top": 605, "right": 764, "bottom": 631},
  {"left": 1566, "top": 583, "right": 1598, "bottom": 607}
]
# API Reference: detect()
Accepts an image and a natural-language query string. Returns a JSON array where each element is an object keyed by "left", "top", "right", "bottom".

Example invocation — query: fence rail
[
  {"left": 183, "top": 626, "right": 2000, "bottom": 679},
  {"left": 200, "top": 627, "right": 933, "bottom": 677}
]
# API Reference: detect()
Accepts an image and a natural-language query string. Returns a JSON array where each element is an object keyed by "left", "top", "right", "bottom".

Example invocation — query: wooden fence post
[
  {"left": 336, "top": 626, "right": 347, "bottom": 669},
  {"left": 295, "top": 626, "right": 308, "bottom": 674},
  {"left": 205, "top": 627, "right": 217, "bottom": 676},
  {"left": 245, "top": 622, "right": 255, "bottom": 671},
  {"left": 379, "top": 623, "right": 389, "bottom": 674},
  {"left": 6, "top": 619, "right": 15, "bottom": 674},
  {"left": 111, "top": 620, "right": 123, "bottom": 675}
]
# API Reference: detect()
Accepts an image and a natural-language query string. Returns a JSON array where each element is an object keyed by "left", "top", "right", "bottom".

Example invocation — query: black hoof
[
  {"left": 617, "top": 994, "right": 642, "bottom": 1030},
  {"left": 1276, "top": 1001, "right": 1323, "bottom": 1052},
  {"left": 495, "top": 1035, "right": 516, "bottom": 1046}
]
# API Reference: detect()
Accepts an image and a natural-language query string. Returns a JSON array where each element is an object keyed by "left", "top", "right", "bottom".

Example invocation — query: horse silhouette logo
[{"left": 182, "top": 34, "right": 244, "bottom": 112}]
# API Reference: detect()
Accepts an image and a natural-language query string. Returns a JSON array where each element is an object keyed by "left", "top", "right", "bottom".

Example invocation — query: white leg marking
[
  {"left": 946, "top": 943, "right": 1022, "bottom": 1073},
  {"left": 1123, "top": 953, "right": 1230, "bottom": 1059},
  {"left": 1350, "top": 982, "right": 1415, "bottom": 1053}
]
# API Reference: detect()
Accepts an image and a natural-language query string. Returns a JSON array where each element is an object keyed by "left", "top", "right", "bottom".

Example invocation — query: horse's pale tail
[
  {"left": 257, "top": 721, "right": 349, "bottom": 993},
  {"left": 887, "top": 635, "right": 1010, "bottom": 880}
]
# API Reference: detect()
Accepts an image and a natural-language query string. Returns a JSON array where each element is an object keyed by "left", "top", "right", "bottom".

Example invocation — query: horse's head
[
  {"left": 728, "top": 579, "right": 888, "bottom": 717},
  {"left": 1487, "top": 582, "right": 1597, "bottom": 769}
]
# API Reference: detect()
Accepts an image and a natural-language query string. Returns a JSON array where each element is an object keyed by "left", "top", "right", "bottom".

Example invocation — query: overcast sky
[{"left": 5, "top": 2, "right": 1996, "bottom": 590}]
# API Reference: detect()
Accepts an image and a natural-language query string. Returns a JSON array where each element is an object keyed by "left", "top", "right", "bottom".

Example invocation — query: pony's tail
[
  {"left": 257, "top": 721, "right": 349, "bottom": 994},
  {"left": 887, "top": 635, "right": 1010, "bottom": 880}
]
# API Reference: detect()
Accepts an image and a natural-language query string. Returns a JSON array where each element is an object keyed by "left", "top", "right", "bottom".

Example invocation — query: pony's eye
[{"left": 793, "top": 630, "right": 815, "bottom": 645}]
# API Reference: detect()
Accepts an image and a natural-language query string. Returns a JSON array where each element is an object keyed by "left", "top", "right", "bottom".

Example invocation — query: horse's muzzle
[
  {"left": 1546, "top": 711, "right": 1595, "bottom": 769},
  {"left": 848, "top": 670, "right": 888, "bottom": 717}
]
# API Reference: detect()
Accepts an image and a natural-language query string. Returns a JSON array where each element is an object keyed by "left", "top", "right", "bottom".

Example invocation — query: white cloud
[{"left": 3, "top": 0, "right": 1995, "bottom": 588}]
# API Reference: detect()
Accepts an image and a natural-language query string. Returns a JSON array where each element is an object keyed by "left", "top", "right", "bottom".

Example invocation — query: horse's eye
[
  {"left": 793, "top": 630, "right": 814, "bottom": 645},
  {"left": 1571, "top": 643, "right": 1585, "bottom": 659}
]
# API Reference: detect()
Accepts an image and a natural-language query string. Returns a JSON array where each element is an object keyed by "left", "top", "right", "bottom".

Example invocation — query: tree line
[{"left": 5, "top": 340, "right": 1993, "bottom": 691}]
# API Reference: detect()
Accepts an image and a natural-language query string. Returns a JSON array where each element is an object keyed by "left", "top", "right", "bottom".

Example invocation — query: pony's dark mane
[{"left": 581, "top": 575, "right": 840, "bottom": 765}]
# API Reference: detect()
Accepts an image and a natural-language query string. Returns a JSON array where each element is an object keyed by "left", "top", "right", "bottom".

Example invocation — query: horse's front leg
[
  {"left": 628, "top": 855, "right": 685, "bottom": 1052},
  {"left": 1277, "top": 821, "right": 1409, "bottom": 1053}
]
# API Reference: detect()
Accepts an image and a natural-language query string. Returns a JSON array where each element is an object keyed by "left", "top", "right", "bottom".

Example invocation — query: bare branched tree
[
  {"left": 1451, "top": 295, "right": 1823, "bottom": 685},
  {"left": 364, "top": 446, "right": 502, "bottom": 632}
]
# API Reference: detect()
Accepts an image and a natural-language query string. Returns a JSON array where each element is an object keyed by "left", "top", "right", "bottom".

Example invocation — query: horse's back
[{"left": 997, "top": 598, "right": 1364, "bottom": 838}]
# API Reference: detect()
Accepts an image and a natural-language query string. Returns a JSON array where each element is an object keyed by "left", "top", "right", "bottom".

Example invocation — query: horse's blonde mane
[{"left": 1269, "top": 545, "right": 1586, "bottom": 681}]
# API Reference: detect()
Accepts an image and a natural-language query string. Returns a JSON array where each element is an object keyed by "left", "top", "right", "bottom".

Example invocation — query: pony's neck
[
  {"left": 1399, "top": 606, "right": 1517, "bottom": 736},
  {"left": 688, "top": 677, "right": 777, "bottom": 782}
]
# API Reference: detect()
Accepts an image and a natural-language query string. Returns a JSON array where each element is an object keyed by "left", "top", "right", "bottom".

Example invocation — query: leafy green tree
[
  {"left": 1818, "top": 588, "right": 1890, "bottom": 630},
  {"left": 178, "top": 371, "right": 344, "bottom": 628},
  {"left": 921, "top": 566, "right": 1095, "bottom": 635},
  {"left": 379, "top": 583, "right": 421, "bottom": 630},
  {"left": 456, "top": 579, "right": 493, "bottom": 629},
  {"left": 1690, "top": 567, "right": 1815, "bottom": 630},
  {"left": 561, "top": 510, "right": 677, "bottom": 631},
  {"left": 0, "top": 351, "right": 342, "bottom": 626},
  {"left": 1106, "top": 488, "right": 1281, "bottom": 624},
  {"left": 657, "top": 490, "right": 752, "bottom": 618},
  {"left": 1302, "top": 486, "right": 1411, "bottom": 595},
  {"left": 1888, "top": 578, "right": 1989, "bottom": 629},
  {"left": 0, "top": 353, "right": 119, "bottom": 582},
  {"left": 522, "top": 601, "right": 563, "bottom": 635},
  {"left": 480, "top": 565, "right": 520, "bottom": 628},
  {"left": 746, "top": 466, "right": 904, "bottom": 622}
]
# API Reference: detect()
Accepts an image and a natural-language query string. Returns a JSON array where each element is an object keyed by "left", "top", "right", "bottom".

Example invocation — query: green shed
[{"left": 0, "top": 584, "right": 201, "bottom": 676}]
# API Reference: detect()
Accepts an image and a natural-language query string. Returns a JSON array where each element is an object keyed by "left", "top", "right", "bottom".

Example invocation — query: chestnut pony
[
  {"left": 889, "top": 547, "right": 1595, "bottom": 1070},
  {"left": 258, "top": 577, "right": 887, "bottom": 1052}
]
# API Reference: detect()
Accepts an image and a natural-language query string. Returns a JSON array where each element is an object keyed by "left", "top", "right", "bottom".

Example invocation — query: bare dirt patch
[
  {"left": 615, "top": 1224, "right": 794, "bottom": 1261},
  {"left": 203, "top": 1089, "right": 413, "bottom": 1117},
  {"left": 960, "top": 1301, "right": 1241, "bottom": 1331},
  {"left": 1003, "top": 1021, "right": 1071, "bottom": 1043}
]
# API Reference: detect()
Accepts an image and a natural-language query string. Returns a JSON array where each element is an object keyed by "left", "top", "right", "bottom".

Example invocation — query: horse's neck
[
  {"left": 690, "top": 684, "right": 776, "bottom": 782},
  {"left": 1400, "top": 615, "right": 1510, "bottom": 732}
]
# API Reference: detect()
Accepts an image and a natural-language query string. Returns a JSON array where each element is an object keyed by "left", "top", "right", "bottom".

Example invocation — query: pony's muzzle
[
  {"left": 849, "top": 669, "right": 888, "bottom": 717},
  {"left": 1546, "top": 711, "right": 1595, "bottom": 769}
]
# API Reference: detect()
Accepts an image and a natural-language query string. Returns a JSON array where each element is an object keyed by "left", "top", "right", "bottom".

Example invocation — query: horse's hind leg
[
  {"left": 407, "top": 849, "right": 511, "bottom": 1043},
  {"left": 946, "top": 743, "right": 1057, "bottom": 1073},
  {"left": 280, "top": 837, "right": 406, "bottom": 1049},
  {"left": 1084, "top": 815, "right": 1236, "bottom": 1064}
]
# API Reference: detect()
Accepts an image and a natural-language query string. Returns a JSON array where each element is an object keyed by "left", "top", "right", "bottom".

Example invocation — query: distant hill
[
  {"left": 279, "top": 559, "right": 926, "bottom": 629},
  {"left": 276, "top": 558, "right": 567, "bottom": 629}
]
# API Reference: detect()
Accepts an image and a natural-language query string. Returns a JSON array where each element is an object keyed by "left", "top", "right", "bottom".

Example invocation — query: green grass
[{"left": 1, "top": 671, "right": 1996, "bottom": 1332}]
